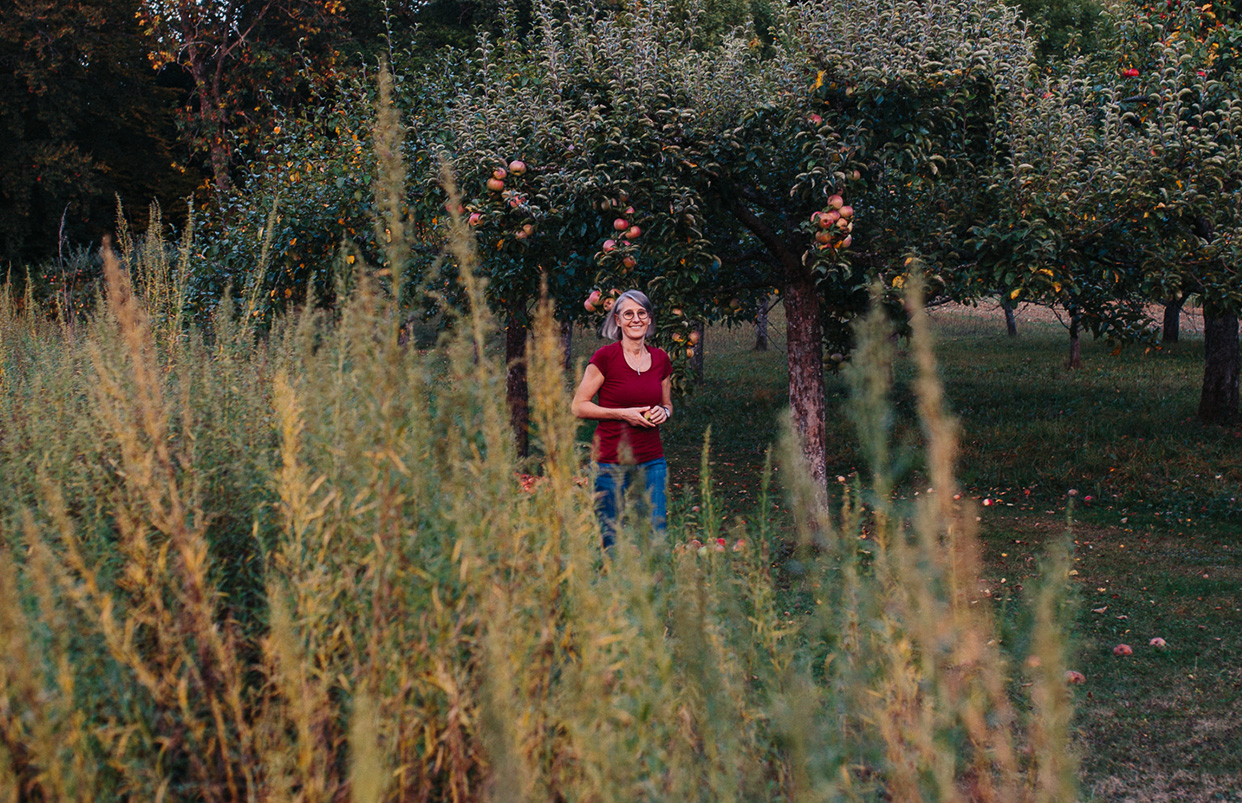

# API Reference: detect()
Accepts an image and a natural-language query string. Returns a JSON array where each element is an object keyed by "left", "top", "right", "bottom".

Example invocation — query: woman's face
[{"left": 614, "top": 299, "right": 651, "bottom": 340}]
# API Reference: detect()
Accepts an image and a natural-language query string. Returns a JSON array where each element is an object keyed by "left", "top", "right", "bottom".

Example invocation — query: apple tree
[
  {"left": 966, "top": 67, "right": 1160, "bottom": 369},
  {"left": 433, "top": 0, "right": 1037, "bottom": 486},
  {"left": 1116, "top": 12, "right": 1242, "bottom": 422}
]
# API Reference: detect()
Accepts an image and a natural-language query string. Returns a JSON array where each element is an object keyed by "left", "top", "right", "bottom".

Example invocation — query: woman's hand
[
  {"left": 638, "top": 405, "right": 671, "bottom": 426},
  {"left": 620, "top": 407, "right": 658, "bottom": 427}
]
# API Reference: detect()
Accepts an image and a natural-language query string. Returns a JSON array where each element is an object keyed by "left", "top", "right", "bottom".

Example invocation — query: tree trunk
[
  {"left": 1198, "top": 312, "right": 1239, "bottom": 424},
  {"left": 189, "top": 54, "right": 231, "bottom": 195},
  {"left": 726, "top": 195, "right": 826, "bottom": 493},
  {"left": 1162, "top": 296, "right": 1185, "bottom": 343},
  {"left": 754, "top": 297, "right": 769, "bottom": 351},
  {"left": 1000, "top": 297, "right": 1018, "bottom": 337},
  {"left": 1067, "top": 304, "right": 1082, "bottom": 369},
  {"left": 506, "top": 313, "right": 530, "bottom": 456},
  {"left": 691, "top": 321, "right": 705, "bottom": 383},
  {"left": 785, "top": 268, "right": 828, "bottom": 492}
]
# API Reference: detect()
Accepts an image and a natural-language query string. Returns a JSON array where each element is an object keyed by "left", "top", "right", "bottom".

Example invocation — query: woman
[{"left": 571, "top": 290, "right": 673, "bottom": 551}]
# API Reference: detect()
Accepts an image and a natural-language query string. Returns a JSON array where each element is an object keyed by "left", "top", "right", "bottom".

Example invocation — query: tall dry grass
[{"left": 0, "top": 87, "right": 1079, "bottom": 802}]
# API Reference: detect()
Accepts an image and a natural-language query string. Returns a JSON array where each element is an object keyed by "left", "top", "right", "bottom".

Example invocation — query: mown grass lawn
[{"left": 574, "top": 301, "right": 1242, "bottom": 802}]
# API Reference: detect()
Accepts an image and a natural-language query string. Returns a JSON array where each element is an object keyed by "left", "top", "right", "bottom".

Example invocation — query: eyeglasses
[{"left": 617, "top": 309, "right": 650, "bottom": 321}]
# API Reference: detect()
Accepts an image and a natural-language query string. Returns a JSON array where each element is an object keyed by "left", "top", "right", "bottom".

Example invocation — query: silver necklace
[{"left": 627, "top": 346, "right": 648, "bottom": 375}]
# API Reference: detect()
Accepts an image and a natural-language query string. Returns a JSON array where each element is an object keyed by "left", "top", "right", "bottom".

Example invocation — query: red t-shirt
[{"left": 588, "top": 341, "right": 671, "bottom": 464}]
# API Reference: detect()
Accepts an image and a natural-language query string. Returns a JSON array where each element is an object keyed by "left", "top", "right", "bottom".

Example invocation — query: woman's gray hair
[{"left": 600, "top": 289, "right": 654, "bottom": 340}]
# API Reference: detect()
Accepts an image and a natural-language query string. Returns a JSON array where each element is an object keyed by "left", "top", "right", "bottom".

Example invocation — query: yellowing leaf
[
  {"left": 1009, "top": 288, "right": 1021, "bottom": 300},
  {"left": 813, "top": 71, "right": 824, "bottom": 91}
]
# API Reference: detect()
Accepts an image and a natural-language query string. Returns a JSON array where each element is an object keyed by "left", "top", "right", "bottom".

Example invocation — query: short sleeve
[{"left": 589, "top": 345, "right": 612, "bottom": 374}]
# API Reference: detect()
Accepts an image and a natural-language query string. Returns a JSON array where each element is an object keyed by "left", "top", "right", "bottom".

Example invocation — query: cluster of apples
[
  {"left": 583, "top": 287, "right": 622, "bottom": 313},
  {"left": 598, "top": 192, "right": 641, "bottom": 271},
  {"left": 515, "top": 472, "right": 545, "bottom": 493},
  {"left": 477, "top": 159, "right": 535, "bottom": 240},
  {"left": 484, "top": 159, "right": 527, "bottom": 192},
  {"left": 666, "top": 306, "right": 702, "bottom": 358},
  {"left": 669, "top": 327, "right": 700, "bottom": 358},
  {"left": 673, "top": 537, "right": 747, "bottom": 555},
  {"left": 810, "top": 194, "right": 854, "bottom": 250}
]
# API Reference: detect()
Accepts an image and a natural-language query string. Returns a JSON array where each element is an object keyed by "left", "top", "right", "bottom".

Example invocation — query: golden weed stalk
[{"left": 374, "top": 60, "right": 411, "bottom": 303}]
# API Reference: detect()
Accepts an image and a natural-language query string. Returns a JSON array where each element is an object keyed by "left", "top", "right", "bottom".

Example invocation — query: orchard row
[{"left": 183, "top": 0, "right": 1242, "bottom": 474}]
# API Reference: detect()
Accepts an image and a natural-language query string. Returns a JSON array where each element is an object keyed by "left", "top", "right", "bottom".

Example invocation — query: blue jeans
[{"left": 594, "top": 457, "right": 668, "bottom": 552}]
